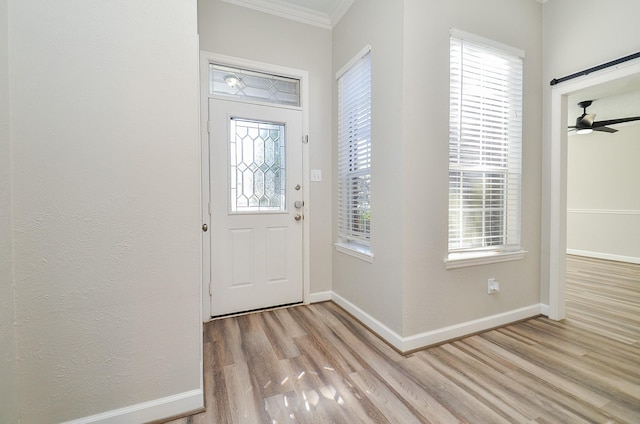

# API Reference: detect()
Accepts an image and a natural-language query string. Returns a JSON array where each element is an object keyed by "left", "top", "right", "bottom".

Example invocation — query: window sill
[
  {"left": 444, "top": 250, "right": 527, "bottom": 269},
  {"left": 335, "top": 242, "right": 374, "bottom": 263}
]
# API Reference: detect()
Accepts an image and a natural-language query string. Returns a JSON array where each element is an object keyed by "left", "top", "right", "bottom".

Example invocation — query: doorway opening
[
  {"left": 546, "top": 59, "right": 640, "bottom": 320},
  {"left": 199, "top": 52, "right": 311, "bottom": 320}
]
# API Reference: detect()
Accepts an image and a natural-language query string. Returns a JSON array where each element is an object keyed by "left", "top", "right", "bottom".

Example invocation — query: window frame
[
  {"left": 446, "top": 29, "right": 526, "bottom": 268},
  {"left": 335, "top": 45, "right": 373, "bottom": 261}
]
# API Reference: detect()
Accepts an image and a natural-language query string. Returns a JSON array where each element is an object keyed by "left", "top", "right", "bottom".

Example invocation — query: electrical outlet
[{"left": 488, "top": 278, "right": 500, "bottom": 294}]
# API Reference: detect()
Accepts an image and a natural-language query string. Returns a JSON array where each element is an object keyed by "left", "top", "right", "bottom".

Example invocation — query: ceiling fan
[{"left": 568, "top": 100, "right": 640, "bottom": 134}]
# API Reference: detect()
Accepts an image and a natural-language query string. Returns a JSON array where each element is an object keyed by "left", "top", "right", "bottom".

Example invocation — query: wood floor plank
[
  {"left": 224, "top": 361, "right": 269, "bottom": 424},
  {"left": 349, "top": 368, "right": 427, "bottom": 424},
  {"left": 417, "top": 344, "right": 544, "bottom": 423},
  {"left": 469, "top": 334, "right": 612, "bottom": 407},
  {"left": 264, "top": 389, "right": 358, "bottom": 424},
  {"left": 258, "top": 310, "right": 301, "bottom": 360},
  {"left": 288, "top": 306, "right": 366, "bottom": 375},
  {"left": 166, "top": 255, "right": 640, "bottom": 423},
  {"left": 400, "top": 354, "right": 514, "bottom": 424},
  {"left": 487, "top": 329, "right": 640, "bottom": 407},
  {"left": 434, "top": 342, "right": 586, "bottom": 423}
]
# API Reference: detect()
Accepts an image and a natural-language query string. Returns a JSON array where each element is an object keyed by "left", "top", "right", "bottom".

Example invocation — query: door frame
[
  {"left": 199, "top": 51, "right": 311, "bottom": 321},
  {"left": 545, "top": 58, "right": 640, "bottom": 320}
]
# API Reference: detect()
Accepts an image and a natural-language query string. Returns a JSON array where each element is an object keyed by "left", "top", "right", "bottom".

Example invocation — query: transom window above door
[{"left": 209, "top": 64, "right": 301, "bottom": 107}]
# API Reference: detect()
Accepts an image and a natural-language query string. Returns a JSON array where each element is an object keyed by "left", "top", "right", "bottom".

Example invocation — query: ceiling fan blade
[
  {"left": 577, "top": 113, "right": 596, "bottom": 126},
  {"left": 592, "top": 126, "right": 617, "bottom": 133},
  {"left": 592, "top": 116, "right": 640, "bottom": 127}
]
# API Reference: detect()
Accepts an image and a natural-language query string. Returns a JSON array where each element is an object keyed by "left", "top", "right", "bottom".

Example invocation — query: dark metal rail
[{"left": 549, "top": 51, "right": 640, "bottom": 86}]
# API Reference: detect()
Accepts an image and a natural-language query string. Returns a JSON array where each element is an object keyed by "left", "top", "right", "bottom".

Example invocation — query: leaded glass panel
[
  {"left": 210, "top": 64, "right": 300, "bottom": 107},
  {"left": 230, "top": 118, "right": 286, "bottom": 213}
]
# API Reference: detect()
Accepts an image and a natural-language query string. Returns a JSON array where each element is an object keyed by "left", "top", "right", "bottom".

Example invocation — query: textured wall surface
[
  {"left": 567, "top": 124, "right": 640, "bottom": 260},
  {"left": 401, "top": 0, "right": 542, "bottom": 336},
  {"left": 331, "top": 0, "right": 542, "bottom": 339},
  {"left": 331, "top": 0, "right": 406, "bottom": 335},
  {"left": 541, "top": 0, "right": 640, "bottom": 303},
  {"left": 9, "top": 1, "right": 202, "bottom": 422},
  {"left": 0, "top": 0, "right": 18, "bottom": 422},
  {"left": 198, "top": 0, "right": 334, "bottom": 297}
]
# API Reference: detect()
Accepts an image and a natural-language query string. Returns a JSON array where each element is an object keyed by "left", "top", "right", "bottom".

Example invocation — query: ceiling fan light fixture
[
  {"left": 569, "top": 100, "right": 640, "bottom": 135},
  {"left": 576, "top": 128, "right": 593, "bottom": 135}
]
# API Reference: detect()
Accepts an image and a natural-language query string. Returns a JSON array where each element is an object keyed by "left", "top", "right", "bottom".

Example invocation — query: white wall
[
  {"left": 567, "top": 124, "right": 640, "bottom": 262},
  {"left": 332, "top": 0, "right": 405, "bottom": 335},
  {"left": 542, "top": 0, "right": 640, "bottom": 301},
  {"left": 9, "top": 1, "right": 202, "bottom": 422},
  {"left": 402, "top": 0, "right": 542, "bottom": 336},
  {"left": 0, "top": 0, "right": 18, "bottom": 422},
  {"left": 198, "top": 0, "right": 333, "bottom": 296}
]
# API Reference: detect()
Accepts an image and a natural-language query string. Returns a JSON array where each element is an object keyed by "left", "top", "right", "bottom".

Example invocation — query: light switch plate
[{"left": 311, "top": 169, "right": 322, "bottom": 182}]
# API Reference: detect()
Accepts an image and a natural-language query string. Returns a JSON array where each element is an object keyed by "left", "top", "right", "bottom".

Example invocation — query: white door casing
[
  {"left": 546, "top": 59, "right": 640, "bottom": 320},
  {"left": 200, "top": 52, "right": 311, "bottom": 320},
  {"left": 208, "top": 98, "right": 303, "bottom": 316}
]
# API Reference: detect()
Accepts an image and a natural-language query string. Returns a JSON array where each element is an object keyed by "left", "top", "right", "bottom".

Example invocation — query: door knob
[
  {"left": 294, "top": 200, "right": 304, "bottom": 209},
  {"left": 202, "top": 223, "right": 208, "bottom": 232},
  {"left": 294, "top": 214, "right": 302, "bottom": 221}
]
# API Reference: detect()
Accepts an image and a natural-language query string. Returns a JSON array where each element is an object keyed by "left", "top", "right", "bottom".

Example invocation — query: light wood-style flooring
[{"left": 166, "top": 255, "right": 640, "bottom": 423}]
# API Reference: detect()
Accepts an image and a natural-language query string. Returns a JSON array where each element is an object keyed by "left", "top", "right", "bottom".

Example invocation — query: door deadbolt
[
  {"left": 202, "top": 223, "right": 208, "bottom": 232},
  {"left": 294, "top": 184, "right": 301, "bottom": 191},
  {"left": 294, "top": 214, "right": 302, "bottom": 221}
]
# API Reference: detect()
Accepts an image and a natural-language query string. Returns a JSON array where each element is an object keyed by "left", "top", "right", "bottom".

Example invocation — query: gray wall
[
  {"left": 332, "top": 0, "right": 405, "bottom": 334},
  {"left": 567, "top": 123, "right": 640, "bottom": 261},
  {"left": 198, "top": 0, "right": 334, "bottom": 297},
  {"left": 402, "top": 0, "right": 542, "bottom": 335},
  {"left": 7, "top": 1, "right": 202, "bottom": 422},
  {"left": 0, "top": 0, "right": 18, "bottom": 422},
  {"left": 332, "top": 0, "right": 542, "bottom": 338},
  {"left": 541, "top": 0, "right": 640, "bottom": 301}
]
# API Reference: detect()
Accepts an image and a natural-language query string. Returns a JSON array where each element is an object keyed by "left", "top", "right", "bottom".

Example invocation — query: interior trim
[
  {"left": 567, "top": 249, "right": 640, "bottom": 265},
  {"left": 330, "top": 291, "right": 543, "bottom": 354},
  {"left": 61, "top": 390, "right": 203, "bottom": 424}
]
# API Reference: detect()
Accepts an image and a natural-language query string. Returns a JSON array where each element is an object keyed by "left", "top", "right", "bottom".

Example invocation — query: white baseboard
[
  {"left": 62, "top": 389, "right": 203, "bottom": 424},
  {"left": 331, "top": 292, "right": 405, "bottom": 351},
  {"left": 567, "top": 249, "right": 640, "bottom": 265},
  {"left": 309, "top": 290, "right": 332, "bottom": 303},
  {"left": 332, "top": 291, "right": 544, "bottom": 353},
  {"left": 401, "top": 304, "right": 544, "bottom": 352},
  {"left": 540, "top": 303, "right": 550, "bottom": 316}
]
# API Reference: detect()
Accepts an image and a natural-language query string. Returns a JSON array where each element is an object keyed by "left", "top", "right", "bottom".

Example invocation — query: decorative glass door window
[
  {"left": 210, "top": 64, "right": 300, "bottom": 107},
  {"left": 229, "top": 118, "right": 286, "bottom": 213}
]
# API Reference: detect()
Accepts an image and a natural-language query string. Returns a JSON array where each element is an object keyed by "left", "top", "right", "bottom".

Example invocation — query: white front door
[{"left": 208, "top": 98, "right": 303, "bottom": 316}]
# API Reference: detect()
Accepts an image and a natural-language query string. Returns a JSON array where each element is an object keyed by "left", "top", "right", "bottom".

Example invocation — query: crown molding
[
  {"left": 221, "top": 0, "right": 354, "bottom": 29},
  {"left": 222, "top": 0, "right": 331, "bottom": 29},
  {"left": 328, "top": 0, "right": 355, "bottom": 26}
]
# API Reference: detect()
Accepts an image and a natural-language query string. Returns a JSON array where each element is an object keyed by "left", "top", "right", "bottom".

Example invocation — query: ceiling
[
  {"left": 566, "top": 72, "right": 640, "bottom": 130},
  {"left": 226, "top": 0, "right": 549, "bottom": 28},
  {"left": 221, "top": 0, "right": 354, "bottom": 29}
]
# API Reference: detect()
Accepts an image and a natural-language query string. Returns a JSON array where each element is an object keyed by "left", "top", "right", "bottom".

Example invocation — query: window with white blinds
[
  {"left": 337, "top": 47, "right": 372, "bottom": 248},
  {"left": 448, "top": 30, "right": 523, "bottom": 255}
]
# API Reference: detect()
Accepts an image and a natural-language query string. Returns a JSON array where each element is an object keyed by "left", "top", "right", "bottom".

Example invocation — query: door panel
[{"left": 209, "top": 98, "right": 303, "bottom": 316}]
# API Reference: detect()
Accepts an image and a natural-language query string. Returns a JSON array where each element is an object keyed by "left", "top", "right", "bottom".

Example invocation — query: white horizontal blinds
[
  {"left": 449, "top": 32, "right": 523, "bottom": 253},
  {"left": 338, "top": 49, "right": 372, "bottom": 246}
]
